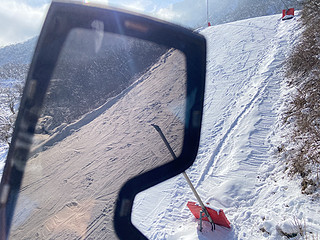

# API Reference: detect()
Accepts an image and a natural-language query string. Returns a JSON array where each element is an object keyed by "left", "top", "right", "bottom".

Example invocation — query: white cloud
[
  {"left": 121, "top": 1, "right": 146, "bottom": 12},
  {"left": 83, "top": 0, "right": 109, "bottom": 5},
  {"left": 156, "top": 4, "right": 181, "bottom": 22},
  {"left": 154, "top": 0, "right": 206, "bottom": 27},
  {"left": 114, "top": 0, "right": 159, "bottom": 14},
  {"left": 0, "top": 0, "right": 216, "bottom": 47},
  {"left": 0, "top": 1, "right": 49, "bottom": 47}
]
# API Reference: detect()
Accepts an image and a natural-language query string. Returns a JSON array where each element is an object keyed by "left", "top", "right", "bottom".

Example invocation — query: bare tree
[{"left": 0, "top": 82, "right": 23, "bottom": 146}]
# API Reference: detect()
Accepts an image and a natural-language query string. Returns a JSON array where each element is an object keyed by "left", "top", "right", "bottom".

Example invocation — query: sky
[
  {"left": 0, "top": 0, "right": 50, "bottom": 47},
  {"left": 0, "top": 0, "right": 206, "bottom": 47},
  {"left": 0, "top": 0, "right": 299, "bottom": 47}
]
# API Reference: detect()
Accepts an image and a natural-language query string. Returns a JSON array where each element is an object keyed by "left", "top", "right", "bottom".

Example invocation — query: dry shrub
[{"left": 284, "top": 0, "right": 320, "bottom": 194}]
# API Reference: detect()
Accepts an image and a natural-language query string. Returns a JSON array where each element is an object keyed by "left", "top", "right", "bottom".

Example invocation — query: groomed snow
[{"left": 132, "top": 13, "right": 320, "bottom": 239}]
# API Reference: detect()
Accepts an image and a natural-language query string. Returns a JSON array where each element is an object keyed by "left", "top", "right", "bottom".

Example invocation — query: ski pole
[{"left": 151, "top": 124, "right": 215, "bottom": 231}]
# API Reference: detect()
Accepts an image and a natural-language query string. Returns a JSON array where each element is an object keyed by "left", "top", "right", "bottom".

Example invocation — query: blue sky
[{"left": 0, "top": 0, "right": 210, "bottom": 47}]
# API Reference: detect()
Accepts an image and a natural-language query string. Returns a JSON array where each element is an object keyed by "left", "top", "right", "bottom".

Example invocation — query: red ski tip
[{"left": 187, "top": 201, "right": 231, "bottom": 228}]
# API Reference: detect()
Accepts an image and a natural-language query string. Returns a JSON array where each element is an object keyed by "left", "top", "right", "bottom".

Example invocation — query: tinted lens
[{"left": 9, "top": 26, "right": 187, "bottom": 239}]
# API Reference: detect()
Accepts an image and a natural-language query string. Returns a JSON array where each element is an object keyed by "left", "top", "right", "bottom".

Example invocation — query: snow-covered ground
[
  {"left": 1, "top": 12, "right": 320, "bottom": 240},
  {"left": 132, "top": 14, "right": 320, "bottom": 239},
  {"left": 0, "top": 78, "right": 17, "bottom": 176},
  {"left": 0, "top": 38, "right": 35, "bottom": 176}
]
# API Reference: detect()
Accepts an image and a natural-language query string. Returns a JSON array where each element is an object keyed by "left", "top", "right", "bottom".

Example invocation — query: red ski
[{"left": 187, "top": 201, "right": 231, "bottom": 228}]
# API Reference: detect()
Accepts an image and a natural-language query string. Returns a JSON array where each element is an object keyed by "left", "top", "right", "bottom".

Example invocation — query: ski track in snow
[{"left": 132, "top": 14, "right": 320, "bottom": 239}]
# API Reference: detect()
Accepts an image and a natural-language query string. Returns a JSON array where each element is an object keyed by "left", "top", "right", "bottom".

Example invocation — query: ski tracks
[
  {"left": 140, "top": 15, "right": 286, "bottom": 238},
  {"left": 193, "top": 16, "right": 301, "bottom": 238},
  {"left": 193, "top": 17, "right": 282, "bottom": 188},
  {"left": 132, "top": 15, "right": 302, "bottom": 239}
]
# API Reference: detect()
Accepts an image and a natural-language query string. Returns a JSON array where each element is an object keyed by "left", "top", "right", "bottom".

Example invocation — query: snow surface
[
  {"left": 8, "top": 46, "right": 188, "bottom": 239},
  {"left": 132, "top": 14, "right": 320, "bottom": 239},
  {"left": 0, "top": 37, "right": 36, "bottom": 176},
  {"left": 1, "top": 12, "right": 320, "bottom": 240},
  {"left": 0, "top": 78, "right": 17, "bottom": 176}
]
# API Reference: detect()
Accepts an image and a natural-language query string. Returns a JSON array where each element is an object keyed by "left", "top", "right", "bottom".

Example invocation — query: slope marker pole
[
  {"left": 206, "top": 0, "right": 211, "bottom": 26},
  {"left": 151, "top": 124, "right": 215, "bottom": 231}
]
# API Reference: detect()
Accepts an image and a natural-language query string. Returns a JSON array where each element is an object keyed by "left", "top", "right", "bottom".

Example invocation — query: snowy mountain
[
  {"left": 0, "top": 34, "right": 166, "bottom": 175},
  {"left": 0, "top": 37, "right": 36, "bottom": 175},
  {"left": 1, "top": 11, "right": 320, "bottom": 240},
  {"left": 0, "top": 37, "right": 36, "bottom": 67},
  {"left": 38, "top": 34, "right": 167, "bottom": 133},
  {"left": 132, "top": 13, "right": 320, "bottom": 239},
  {"left": 209, "top": 0, "right": 304, "bottom": 24},
  {"left": 178, "top": 0, "right": 304, "bottom": 27}
]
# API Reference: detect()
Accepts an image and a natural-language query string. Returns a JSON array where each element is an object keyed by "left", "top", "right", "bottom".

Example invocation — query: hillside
[
  {"left": 207, "top": 0, "right": 304, "bottom": 25},
  {"left": 0, "top": 11, "right": 319, "bottom": 240},
  {"left": 0, "top": 33, "right": 167, "bottom": 175},
  {"left": 0, "top": 37, "right": 37, "bottom": 174},
  {"left": 5, "top": 36, "right": 187, "bottom": 239},
  {"left": 132, "top": 13, "right": 320, "bottom": 239}
]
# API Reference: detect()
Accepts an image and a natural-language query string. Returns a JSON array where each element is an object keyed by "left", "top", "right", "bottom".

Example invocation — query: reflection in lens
[{"left": 9, "top": 29, "right": 187, "bottom": 239}]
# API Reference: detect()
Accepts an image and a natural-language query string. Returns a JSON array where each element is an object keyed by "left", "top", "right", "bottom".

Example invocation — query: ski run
[
  {"left": 132, "top": 13, "right": 320, "bottom": 239},
  {"left": 1, "top": 12, "right": 320, "bottom": 239}
]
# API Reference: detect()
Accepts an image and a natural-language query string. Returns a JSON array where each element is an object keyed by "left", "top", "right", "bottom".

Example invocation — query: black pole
[{"left": 151, "top": 124, "right": 215, "bottom": 231}]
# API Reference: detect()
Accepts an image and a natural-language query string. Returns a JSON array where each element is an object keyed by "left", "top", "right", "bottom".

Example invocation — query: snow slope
[
  {"left": 9, "top": 49, "right": 187, "bottom": 239},
  {"left": 0, "top": 37, "right": 36, "bottom": 66},
  {"left": 1, "top": 12, "right": 320, "bottom": 240},
  {"left": 132, "top": 13, "right": 320, "bottom": 239},
  {"left": 0, "top": 37, "right": 36, "bottom": 176}
]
